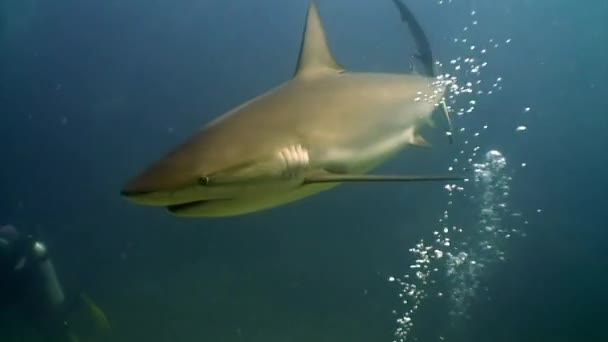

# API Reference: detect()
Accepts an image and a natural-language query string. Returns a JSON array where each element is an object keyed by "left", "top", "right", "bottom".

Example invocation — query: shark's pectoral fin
[{"left": 303, "top": 173, "right": 464, "bottom": 184}]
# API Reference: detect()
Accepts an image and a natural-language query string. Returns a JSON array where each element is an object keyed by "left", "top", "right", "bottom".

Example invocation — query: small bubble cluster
[
  {"left": 388, "top": 2, "right": 534, "bottom": 341},
  {"left": 390, "top": 238, "right": 448, "bottom": 342},
  {"left": 414, "top": 82, "right": 448, "bottom": 104},
  {"left": 389, "top": 178, "right": 468, "bottom": 342},
  {"left": 446, "top": 150, "right": 527, "bottom": 318}
]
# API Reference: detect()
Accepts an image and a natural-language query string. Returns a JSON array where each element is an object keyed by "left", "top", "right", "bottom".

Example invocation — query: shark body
[{"left": 121, "top": 2, "right": 455, "bottom": 217}]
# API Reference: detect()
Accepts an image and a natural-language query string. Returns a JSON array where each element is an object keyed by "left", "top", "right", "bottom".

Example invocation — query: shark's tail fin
[
  {"left": 391, "top": 0, "right": 434, "bottom": 78},
  {"left": 392, "top": 0, "right": 454, "bottom": 144}
]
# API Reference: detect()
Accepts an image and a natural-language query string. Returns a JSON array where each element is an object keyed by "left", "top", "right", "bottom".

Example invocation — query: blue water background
[{"left": 1, "top": 0, "right": 607, "bottom": 341}]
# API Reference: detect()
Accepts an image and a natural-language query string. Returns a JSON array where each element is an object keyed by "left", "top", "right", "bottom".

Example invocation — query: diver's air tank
[{"left": 30, "top": 241, "right": 66, "bottom": 310}]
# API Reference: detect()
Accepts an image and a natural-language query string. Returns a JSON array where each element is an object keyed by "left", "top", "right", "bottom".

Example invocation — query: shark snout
[
  {"left": 120, "top": 187, "right": 147, "bottom": 197},
  {"left": 120, "top": 178, "right": 165, "bottom": 204},
  {"left": 120, "top": 180, "right": 186, "bottom": 206},
  {"left": 122, "top": 154, "right": 198, "bottom": 194},
  {"left": 120, "top": 173, "right": 159, "bottom": 197},
  {"left": 120, "top": 160, "right": 223, "bottom": 207},
  {"left": 120, "top": 161, "right": 195, "bottom": 205}
]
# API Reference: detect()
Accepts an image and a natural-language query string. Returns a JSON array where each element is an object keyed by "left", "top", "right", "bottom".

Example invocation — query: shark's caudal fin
[
  {"left": 293, "top": 2, "right": 344, "bottom": 79},
  {"left": 304, "top": 174, "right": 463, "bottom": 184},
  {"left": 391, "top": 0, "right": 454, "bottom": 144},
  {"left": 391, "top": 0, "right": 435, "bottom": 78}
]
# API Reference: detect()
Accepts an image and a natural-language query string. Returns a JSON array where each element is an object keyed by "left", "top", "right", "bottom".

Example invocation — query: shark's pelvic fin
[
  {"left": 409, "top": 134, "right": 431, "bottom": 148},
  {"left": 294, "top": 2, "right": 344, "bottom": 79},
  {"left": 303, "top": 173, "right": 463, "bottom": 184}
]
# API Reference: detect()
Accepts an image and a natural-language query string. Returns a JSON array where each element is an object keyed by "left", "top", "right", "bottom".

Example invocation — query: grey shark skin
[{"left": 121, "top": 2, "right": 455, "bottom": 218}]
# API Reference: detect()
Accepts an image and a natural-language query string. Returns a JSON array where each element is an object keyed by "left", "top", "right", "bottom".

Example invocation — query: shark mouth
[
  {"left": 166, "top": 199, "right": 213, "bottom": 213},
  {"left": 166, "top": 198, "right": 231, "bottom": 213}
]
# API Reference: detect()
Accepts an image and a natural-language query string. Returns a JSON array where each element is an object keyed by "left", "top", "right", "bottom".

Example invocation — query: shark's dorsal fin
[{"left": 294, "top": 2, "right": 344, "bottom": 79}]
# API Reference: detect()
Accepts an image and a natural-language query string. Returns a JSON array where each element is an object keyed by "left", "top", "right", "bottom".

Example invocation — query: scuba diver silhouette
[{"left": 0, "top": 224, "right": 110, "bottom": 342}]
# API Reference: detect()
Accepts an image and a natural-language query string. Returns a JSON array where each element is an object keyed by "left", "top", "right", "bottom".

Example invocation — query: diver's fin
[
  {"left": 80, "top": 293, "right": 112, "bottom": 334},
  {"left": 67, "top": 332, "right": 81, "bottom": 342},
  {"left": 303, "top": 174, "right": 463, "bottom": 184}
]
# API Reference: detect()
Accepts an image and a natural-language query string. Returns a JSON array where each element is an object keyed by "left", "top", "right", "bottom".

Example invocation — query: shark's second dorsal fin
[{"left": 294, "top": 2, "right": 344, "bottom": 79}]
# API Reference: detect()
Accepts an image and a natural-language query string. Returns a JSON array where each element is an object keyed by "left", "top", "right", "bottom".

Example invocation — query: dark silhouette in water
[
  {"left": 392, "top": 0, "right": 454, "bottom": 143},
  {"left": 0, "top": 224, "right": 110, "bottom": 341},
  {"left": 0, "top": 224, "right": 75, "bottom": 341},
  {"left": 392, "top": 0, "right": 435, "bottom": 77}
]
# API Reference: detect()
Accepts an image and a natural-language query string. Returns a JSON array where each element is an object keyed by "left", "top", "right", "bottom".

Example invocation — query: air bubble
[{"left": 393, "top": 12, "right": 524, "bottom": 340}]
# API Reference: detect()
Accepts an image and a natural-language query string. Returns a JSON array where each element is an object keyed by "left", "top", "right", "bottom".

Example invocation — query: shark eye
[{"left": 198, "top": 176, "right": 210, "bottom": 186}]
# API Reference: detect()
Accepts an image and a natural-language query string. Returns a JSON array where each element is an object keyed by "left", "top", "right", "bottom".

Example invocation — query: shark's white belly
[{"left": 316, "top": 125, "right": 420, "bottom": 174}]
